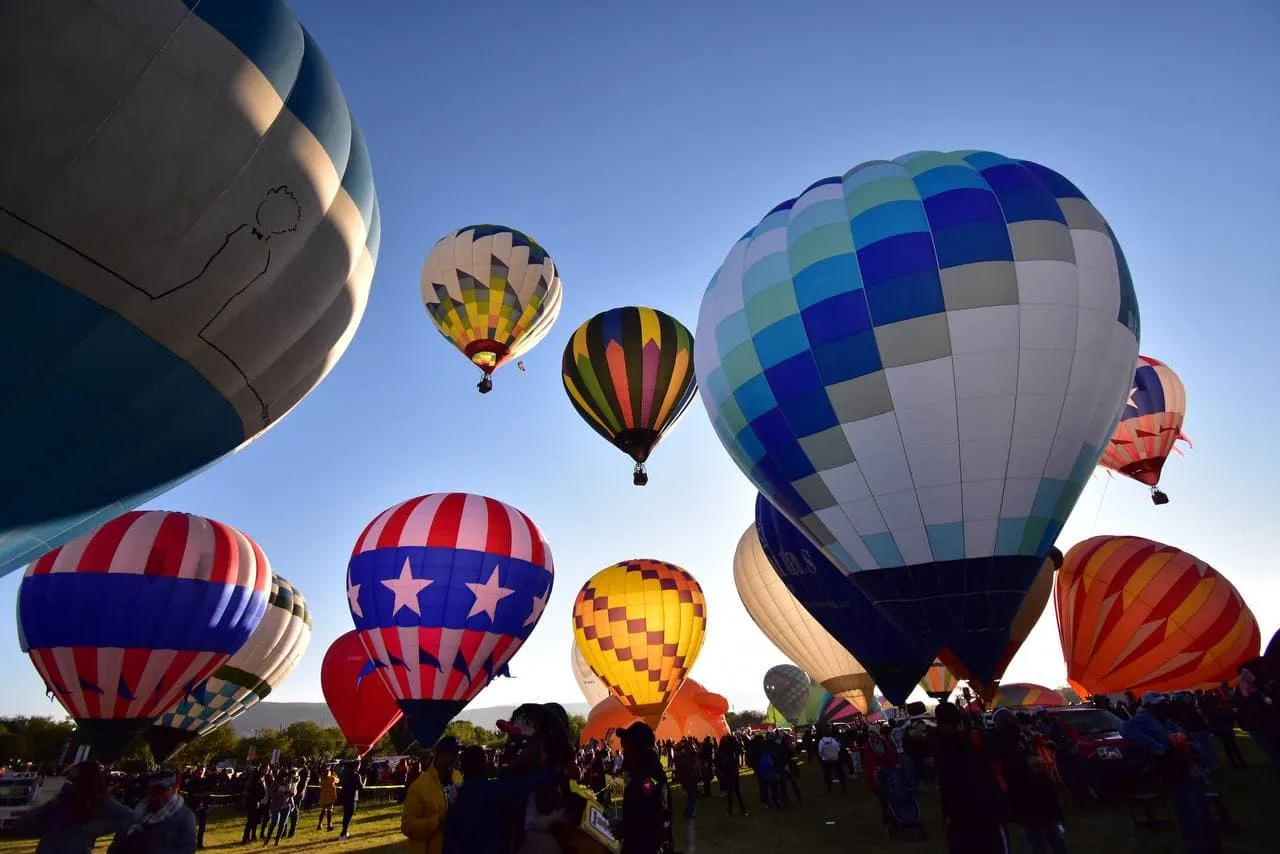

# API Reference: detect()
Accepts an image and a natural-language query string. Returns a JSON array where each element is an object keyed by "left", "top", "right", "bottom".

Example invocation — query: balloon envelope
[
  {"left": 763, "top": 664, "right": 812, "bottom": 724},
  {"left": 734, "top": 521, "right": 874, "bottom": 705},
  {"left": 991, "top": 683, "right": 1065, "bottom": 708},
  {"left": 0, "top": 1, "right": 380, "bottom": 576},
  {"left": 347, "top": 493, "right": 555, "bottom": 746},
  {"left": 1055, "top": 535, "right": 1260, "bottom": 696},
  {"left": 571, "top": 640, "right": 611, "bottom": 708},
  {"left": 561, "top": 306, "right": 697, "bottom": 478},
  {"left": 753, "top": 495, "right": 934, "bottom": 704},
  {"left": 940, "top": 548, "right": 1062, "bottom": 689},
  {"left": 696, "top": 151, "right": 1141, "bottom": 682},
  {"left": 1099, "top": 356, "right": 1186, "bottom": 488},
  {"left": 579, "top": 679, "right": 728, "bottom": 747},
  {"left": 322, "top": 630, "right": 404, "bottom": 755},
  {"left": 148, "top": 575, "right": 312, "bottom": 762},
  {"left": 572, "top": 560, "right": 706, "bottom": 727},
  {"left": 18, "top": 511, "right": 270, "bottom": 760},
  {"left": 920, "top": 660, "right": 958, "bottom": 699},
  {"left": 421, "top": 225, "right": 562, "bottom": 382}
]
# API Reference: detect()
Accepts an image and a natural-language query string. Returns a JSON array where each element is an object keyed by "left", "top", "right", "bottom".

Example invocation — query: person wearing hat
[
  {"left": 108, "top": 770, "right": 197, "bottom": 854},
  {"left": 401, "top": 736, "right": 461, "bottom": 854},
  {"left": 1120, "top": 692, "right": 1221, "bottom": 854},
  {"left": 613, "top": 722, "right": 673, "bottom": 854}
]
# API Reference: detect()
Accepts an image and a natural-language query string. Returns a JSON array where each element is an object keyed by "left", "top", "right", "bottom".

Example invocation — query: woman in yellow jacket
[
  {"left": 315, "top": 766, "right": 339, "bottom": 832},
  {"left": 402, "top": 737, "right": 462, "bottom": 854}
]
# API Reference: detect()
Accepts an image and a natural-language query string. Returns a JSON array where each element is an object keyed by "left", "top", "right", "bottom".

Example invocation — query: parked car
[{"left": 1043, "top": 706, "right": 1146, "bottom": 796}]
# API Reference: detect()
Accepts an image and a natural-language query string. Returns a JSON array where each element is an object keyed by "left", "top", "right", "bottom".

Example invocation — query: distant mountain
[{"left": 229, "top": 701, "right": 591, "bottom": 736}]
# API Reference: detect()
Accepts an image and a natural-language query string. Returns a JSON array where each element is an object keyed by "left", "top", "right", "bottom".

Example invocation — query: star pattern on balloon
[
  {"left": 465, "top": 566, "right": 515, "bottom": 621},
  {"left": 1126, "top": 386, "right": 1138, "bottom": 410},
  {"left": 346, "top": 581, "right": 363, "bottom": 619},
  {"left": 381, "top": 558, "right": 432, "bottom": 616},
  {"left": 524, "top": 585, "right": 549, "bottom": 628}
]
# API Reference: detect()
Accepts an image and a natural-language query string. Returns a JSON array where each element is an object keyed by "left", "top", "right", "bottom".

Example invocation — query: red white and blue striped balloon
[
  {"left": 347, "top": 493, "right": 554, "bottom": 745},
  {"left": 17, "top": 510, "right": 270, "bottom": 760}
]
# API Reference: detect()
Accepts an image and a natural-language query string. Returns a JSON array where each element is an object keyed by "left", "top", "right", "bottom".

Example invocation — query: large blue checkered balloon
[{"left": 695, "top": 151, "right": 1140, "bottom": 683}]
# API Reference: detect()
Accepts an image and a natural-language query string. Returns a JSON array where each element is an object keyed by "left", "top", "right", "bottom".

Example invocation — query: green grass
[{"left": 3, "top": 739, "right": 1276, "bottom": 852}]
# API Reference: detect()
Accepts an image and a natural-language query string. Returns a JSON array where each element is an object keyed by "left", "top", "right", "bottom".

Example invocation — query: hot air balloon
[
  {"left": 571, "top": 640, "right": 611, "bottom": 708},
  {"left": 763, "top": 664, "right": 812, "bottom": 724},
  {"left": 1056, "top": 535, "right": 1260, "bottom": 697},
  {"left": 572, "top": 560, "right": 706, "bottom": 727},
  {"left": 696, "top": 151, "right": 1141, "bottom": 683},
  {"left": 734, "top": 523, "right": 876, "bottom": 710},
  {"left": 146, "top": 575, "right": 312, "bottom": 762},
  {"left": 919, "top": 661, "right": 958, "bottom": 700},
  {"left": 322, "top": 631, "right": 404, "bottom": 756},
  {"left": 0, "top": 3, "right": 381, "bottom": 578},
  {"left": 561, "top": 307, "right": 698, "bottom": 485},
  {"left": 1099, "top": 356, "right": 1187, "bottom": 504},
  {"left": 991, "top": 683, "right": 1066, "bottom": 709},
  {"left": 816, "top": 693, "right": 863, "bottom": 727},
  {"left": 753, "top": 495, "right": 934, "bottom": 704},
  {"left": 940, "top": 547, "right": 1063, "bottom": 695},
  {"left": 579, "top": 679, "right": 728, "bottom": 747},
  {"left": 347, "top": 493, "right": 554, "bottom": 745},
  {"left": 421, "top": 225, "right": 563, "bottom": 393},
  {"left": 17, "top": 511, "right": 270, "bottom": 760}
]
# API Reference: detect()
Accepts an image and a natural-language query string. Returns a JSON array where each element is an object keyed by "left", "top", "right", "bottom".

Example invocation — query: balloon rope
[{"left": 1089, "top": 476, "right": 1111, "bottom": 535}]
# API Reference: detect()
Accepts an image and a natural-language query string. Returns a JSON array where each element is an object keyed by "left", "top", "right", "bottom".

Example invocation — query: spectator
[{"left": 401, "top": 737, "right": 460, "bottom": 854}]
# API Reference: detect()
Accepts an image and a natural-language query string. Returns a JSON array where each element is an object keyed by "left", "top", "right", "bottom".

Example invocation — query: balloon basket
[
  {"left": 477, "top": 375, "right": 493, "bottom": 394},
  {"left": 1150, "top": 487, "right": 1169, "bottom": 506},
  {"left": 632, "top": 464, "right": 648, "bottom": 487}
]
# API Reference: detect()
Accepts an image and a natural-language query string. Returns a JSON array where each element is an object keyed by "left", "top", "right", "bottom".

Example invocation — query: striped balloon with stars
[
  {"left": 346, "top": 492, "right": 554, "bottom": 746},
  {"left": 17, "top": 510, "right": 270, "bottom": 760}
]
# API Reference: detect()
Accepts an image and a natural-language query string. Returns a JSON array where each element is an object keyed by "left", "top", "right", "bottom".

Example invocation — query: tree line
[{"left": 1, "top": 713, "right": 588, "bottom": 771}]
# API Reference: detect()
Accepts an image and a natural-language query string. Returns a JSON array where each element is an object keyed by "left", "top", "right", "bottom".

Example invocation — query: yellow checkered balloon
[{"left": 572, "top": 559, "right": 707, "bottom": 727}]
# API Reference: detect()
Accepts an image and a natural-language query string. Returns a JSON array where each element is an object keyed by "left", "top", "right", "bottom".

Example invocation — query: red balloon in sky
[{"left": 322, "top": 631, "right": 403, "bottom": 755}]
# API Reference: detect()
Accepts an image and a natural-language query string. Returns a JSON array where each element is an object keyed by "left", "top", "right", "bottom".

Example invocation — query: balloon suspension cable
[
  {"left": 1089, "top": 475, "right": 1110, "bottom": 536},
  {"left": 477, "top": 373, "right": 493, "bottom": 394},
  {"left": 1150, "top": 486, "right": 1169, "bottom": 506},
  {"left": 632, "top": 463, "right": 649, "bottom": 487}
]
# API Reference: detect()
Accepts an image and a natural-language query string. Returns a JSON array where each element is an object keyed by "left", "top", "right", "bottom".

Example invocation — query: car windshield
[{"left": 1054, "top": 709, "right": 1124, "bottom": 735}]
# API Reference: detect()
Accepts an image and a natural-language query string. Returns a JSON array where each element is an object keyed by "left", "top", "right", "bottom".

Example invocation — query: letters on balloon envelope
[
  {"left": 697, "top": 152, "right": 1141, "bottom": 682},
  {"left": 0, "top": 1, "right": 381, "bottom": 575}
]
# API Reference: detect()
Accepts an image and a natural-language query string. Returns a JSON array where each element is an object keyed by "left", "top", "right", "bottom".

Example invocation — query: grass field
[{"left": 2, "top": 739, "right": 1275, "bottom": 853}]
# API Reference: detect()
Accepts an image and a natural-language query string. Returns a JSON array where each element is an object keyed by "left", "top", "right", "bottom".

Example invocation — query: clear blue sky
[{"left": 3, "top": 0, "right": 1278, "bottom": 718}]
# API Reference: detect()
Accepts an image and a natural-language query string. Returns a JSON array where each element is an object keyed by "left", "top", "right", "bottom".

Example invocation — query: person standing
[
  {"left": 401, "top": 737, "right": 460, "bottom": 854},
  {"left": 817, "top": 729, "right": 846, "bottom": 793},
  {"left": 286, "top": 765, "right": 309, "bottom": 837},
  {"left": 1122, "top": 693, "right": 1222, "bottom": 854},
  {"left": 315, "top": 766, "right": 339, "bottom": 832},
  {"left": 240, "top": 770, "right": 267, "bottom": 844},
  {"left": 613, "top": 723, "right": 674, "bottom": 854},
  {"left": 933, "top": 702, "right": 1009, "bottom": 854},
  {"left": 336, "top": 760, "right": 365, "bottom": 840},
  {"left": 715, "top": 735, "right": 748, "bottom": 816}
]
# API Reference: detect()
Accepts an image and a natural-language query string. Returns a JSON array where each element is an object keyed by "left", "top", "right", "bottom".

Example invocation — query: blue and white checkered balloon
[{"left": 695, "top": 150, "right": 1140, "bottom": 682}]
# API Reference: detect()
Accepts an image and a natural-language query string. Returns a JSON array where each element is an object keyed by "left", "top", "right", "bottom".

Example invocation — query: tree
[
  {"left": 0, "top": 716, "right": 76, "bottom": 765},
  {"left": 178, "top": 725, "right": 240, "bottom": 767},
  {"left": 725, "top": 710, "right": 765, "bottom": 730},
  {"left": 442, "top": 721, "right": 502, "bottom": 747},
  {"left": 1056, "top": 685, "right": 1082, "bottom": 704},
  {"left": 116, "top": 740, "right": 154, "bottom": 773},
  {"left": 387, "top": 718, "right": 418, "bottom": 755},
  {"left": 242, "top": 728, "right": 291, "bottom": 765},
  {"left": 283, "top": 721, "right": 346, "bottom": 762},
  {"left": 566, "top": 714, "right": 586, "bottom": 747}
]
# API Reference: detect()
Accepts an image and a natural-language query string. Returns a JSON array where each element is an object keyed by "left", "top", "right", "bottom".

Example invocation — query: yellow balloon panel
[{"left": 572, "top": 559, "right": 706, "bottom": 726}]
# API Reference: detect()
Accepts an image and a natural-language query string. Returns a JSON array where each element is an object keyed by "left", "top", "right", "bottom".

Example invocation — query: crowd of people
[{"left": 2, "top": 658, "right": 1276, "bottom": 854}]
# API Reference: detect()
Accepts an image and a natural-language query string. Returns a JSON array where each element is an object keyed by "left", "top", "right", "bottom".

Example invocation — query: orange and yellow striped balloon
[
  {"left": 572, "top": 559, "right": 707, "bottom": 727},
  {"left": 1055, "top": 536, "right": 1260, "bottom": 697}
]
